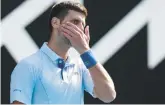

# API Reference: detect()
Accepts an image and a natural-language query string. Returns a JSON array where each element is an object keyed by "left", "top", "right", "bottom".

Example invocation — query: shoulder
[
  {"left": 12, "top": 51, "right": 43, "bottom": 76},
  {"left": 21, "top": 51, "right": 43, "bottom": 67},
  {"left": 18, "top": 50, "right": 44, "bottom": 68}
]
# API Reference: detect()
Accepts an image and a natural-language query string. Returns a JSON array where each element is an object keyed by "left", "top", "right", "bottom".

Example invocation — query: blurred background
[{"left": 1, "top": 0, "right": 165, "bottom": 104}]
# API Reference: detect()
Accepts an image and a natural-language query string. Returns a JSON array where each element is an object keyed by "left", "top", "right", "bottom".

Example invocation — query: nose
[{"left": 77, "top": 23, "right": 85, "bottom": 32}]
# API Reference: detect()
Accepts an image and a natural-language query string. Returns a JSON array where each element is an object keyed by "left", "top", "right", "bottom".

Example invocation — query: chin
[{"left": 60, "top": 33, "right": 72, "bottom": 47}]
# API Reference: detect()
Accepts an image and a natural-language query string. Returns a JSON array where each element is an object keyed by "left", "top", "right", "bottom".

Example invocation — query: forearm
[
  {"left": 89, "top": 63, "right": 116, "bottom": 103},
  {"left": 79, "top": 48, "right": 116, "bottom": 103}
]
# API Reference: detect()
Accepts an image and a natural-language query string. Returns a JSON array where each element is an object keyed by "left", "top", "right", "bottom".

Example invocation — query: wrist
[
  {"left": 78, "top": 47, "right": 90, "bottom": 55},
  {"left": 80, "top": 50, "right": 98, "bottom": 69}
]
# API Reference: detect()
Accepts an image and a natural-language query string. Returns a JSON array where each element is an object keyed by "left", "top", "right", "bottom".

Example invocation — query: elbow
[
  {"left": 94, "top": 81, "right": 116, "bottom": 103},
  {"left": 102, "top": 89, "right": 116, "bottom": 103}
]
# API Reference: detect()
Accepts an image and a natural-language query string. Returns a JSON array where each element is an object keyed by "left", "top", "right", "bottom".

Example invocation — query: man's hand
[
  {"left": 61, "top": 22, "right": 90, "bottom": 54},
  {"left": 61, "top": 22, "right": 116, "bottom": 103}
]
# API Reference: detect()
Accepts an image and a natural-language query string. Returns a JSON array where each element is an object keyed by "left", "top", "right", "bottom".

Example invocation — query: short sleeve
[
  {"left": 81, "top": 64, "right": 96, "bottom": 98},
  {"left": 10, "top": 60, "right": 36, "bottom": 104}
]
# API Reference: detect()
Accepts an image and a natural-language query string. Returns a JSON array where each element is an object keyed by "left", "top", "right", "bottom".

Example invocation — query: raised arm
[{"left": 61, "top": 22, "right": 116, "bottom": 103}]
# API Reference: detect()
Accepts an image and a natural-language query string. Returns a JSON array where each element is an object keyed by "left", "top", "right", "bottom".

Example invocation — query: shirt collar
[{"left": 40, "top": 42, "right": 72, "bottom": 65}]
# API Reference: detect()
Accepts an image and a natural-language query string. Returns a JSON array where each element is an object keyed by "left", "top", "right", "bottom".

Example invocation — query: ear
[{"left": 51, "top": 17, "right": 60, "bottom": 29}]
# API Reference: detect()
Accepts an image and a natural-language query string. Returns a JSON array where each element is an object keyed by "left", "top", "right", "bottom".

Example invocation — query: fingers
[
  {"left": 61, "top": 24, "right": 81, "bottom": 38},
  {"left": 62, "top": 31, "right": 73, "bottom": 41},
  {"left": 60, "top": 22, "right": 90, "bottom": 43},
  {"left": 65, "top": 22, "right": 83, "bottom": 34},
  {"left": 61, "top": 25, "right": 75, "bottom": 37}
]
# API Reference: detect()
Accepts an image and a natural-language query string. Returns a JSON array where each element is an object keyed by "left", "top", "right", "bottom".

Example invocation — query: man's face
[{"left": 59, "top": 10, "right": 86, "bottom": 46}]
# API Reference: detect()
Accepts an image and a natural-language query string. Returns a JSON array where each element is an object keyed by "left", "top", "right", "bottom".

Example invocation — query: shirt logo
[{"left": 13, "top": 89, "right": 22, "bottom": 92}]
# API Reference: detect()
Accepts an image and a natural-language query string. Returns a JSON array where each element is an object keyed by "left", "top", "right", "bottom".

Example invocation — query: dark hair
[{"left": 49, "top": 1, "right": 88, "bottom": 32}]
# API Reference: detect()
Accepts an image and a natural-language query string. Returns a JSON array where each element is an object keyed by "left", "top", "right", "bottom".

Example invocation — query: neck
[{"left": 47, "top": 35, "right": 70, "bottom": 61}]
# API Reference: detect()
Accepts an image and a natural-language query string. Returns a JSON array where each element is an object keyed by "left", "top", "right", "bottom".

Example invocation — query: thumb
[{"left": 85, "top": 25, "right": 90, "bottom": 39}]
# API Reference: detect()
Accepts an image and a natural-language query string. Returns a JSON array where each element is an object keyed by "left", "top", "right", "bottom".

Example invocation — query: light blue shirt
[{"left": 10, "top": 42, "right": 95, "bottom": 104}]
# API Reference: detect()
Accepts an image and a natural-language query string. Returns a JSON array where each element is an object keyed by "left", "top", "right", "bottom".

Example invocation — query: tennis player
[{"left": 10, "top": 0, "right": 116, "bottom": 104}]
